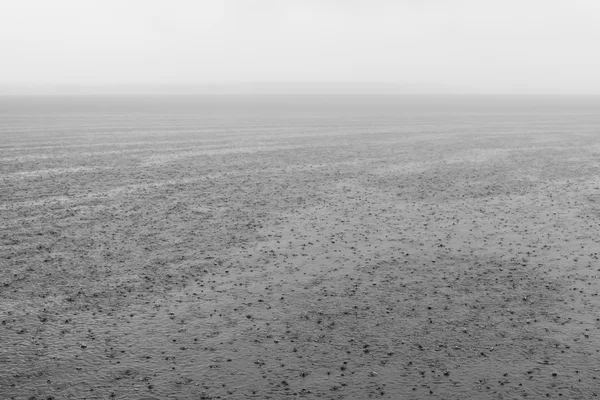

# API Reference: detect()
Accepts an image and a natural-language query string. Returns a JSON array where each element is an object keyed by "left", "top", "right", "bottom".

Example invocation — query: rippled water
[{"left": 1, "top": 95, "right": 600, "bottom": 399}]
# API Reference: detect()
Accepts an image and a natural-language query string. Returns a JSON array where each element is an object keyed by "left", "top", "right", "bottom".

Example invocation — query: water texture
[{"left": 1, "top": 95, "right": 600, "bottom": 399}]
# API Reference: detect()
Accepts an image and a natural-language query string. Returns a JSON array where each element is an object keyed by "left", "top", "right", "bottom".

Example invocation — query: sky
[{"left": 1, "top": 0, "right": 600, "bottom": 94}]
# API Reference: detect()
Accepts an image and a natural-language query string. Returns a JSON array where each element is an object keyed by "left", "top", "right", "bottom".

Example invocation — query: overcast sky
[{"left": 1, "top": 0, "right": 599, "bottom": 94}]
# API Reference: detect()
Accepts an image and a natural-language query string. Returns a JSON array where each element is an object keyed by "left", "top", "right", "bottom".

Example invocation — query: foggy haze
[{"left": 1, "top": 0, "right": 599, "bottom": 95}]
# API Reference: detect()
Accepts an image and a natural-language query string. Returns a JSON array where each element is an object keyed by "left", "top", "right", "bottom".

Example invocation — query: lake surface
[{"left": 1, "top": 95, "right": 599, "bottom": 399}]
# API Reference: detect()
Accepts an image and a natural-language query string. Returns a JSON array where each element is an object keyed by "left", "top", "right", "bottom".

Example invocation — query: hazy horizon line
[{"left": 2, "top": 82, "right": 599, "bottom": 97}]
